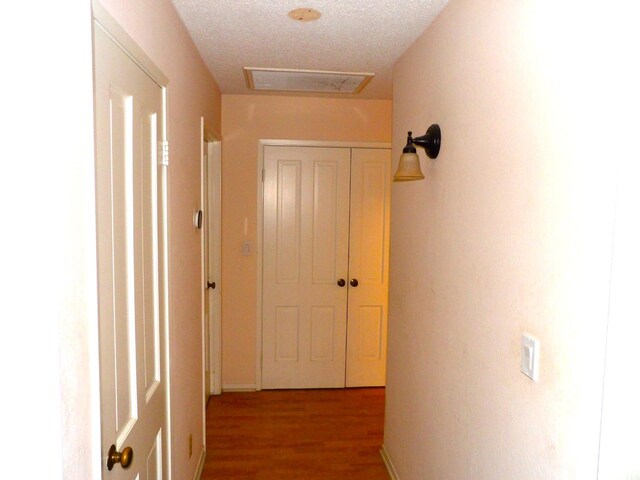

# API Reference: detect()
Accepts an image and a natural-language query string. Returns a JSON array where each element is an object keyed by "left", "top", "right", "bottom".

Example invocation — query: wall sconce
[{"left": 393, "top": 124, "right": 441, "bottom": 182}]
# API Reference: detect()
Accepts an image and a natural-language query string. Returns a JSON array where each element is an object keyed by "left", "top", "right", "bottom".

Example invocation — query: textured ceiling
[{"left": 170, "top": 0, "right": 449, "bottom": 99}]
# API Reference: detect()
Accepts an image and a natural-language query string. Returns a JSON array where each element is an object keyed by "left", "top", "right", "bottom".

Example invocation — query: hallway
[{"left": 202, "top": 388, "right": 389, "bottom": 479}]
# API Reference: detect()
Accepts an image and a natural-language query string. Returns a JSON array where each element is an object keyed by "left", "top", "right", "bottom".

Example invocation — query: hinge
[
  {"left": 159, "top": 141, "right": 169, "bottom": 166},
  {"left": 262, "top": 169, "right": 265, "bottom": 182}
]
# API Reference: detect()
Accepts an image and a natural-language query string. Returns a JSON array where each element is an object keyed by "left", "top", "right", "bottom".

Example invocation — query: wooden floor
[{"left": 201, "top": 388, "right": 389, "bottom": 480}]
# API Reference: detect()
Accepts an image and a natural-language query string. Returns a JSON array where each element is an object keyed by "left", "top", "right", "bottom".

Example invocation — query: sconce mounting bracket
[{"left": 412, "top": 124, "right": 441, "bottom": 159}]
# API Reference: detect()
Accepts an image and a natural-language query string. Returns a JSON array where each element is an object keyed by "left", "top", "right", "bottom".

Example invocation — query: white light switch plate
[{"left": 521, "top": 334, "right": 539, "bottom": 382}]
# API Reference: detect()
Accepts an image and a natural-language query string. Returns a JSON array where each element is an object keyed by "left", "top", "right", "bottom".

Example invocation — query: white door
[
  {"left": 94, "top": 24, "right": 168, "bottom": 479},
  {"left": 346, "top": 148, "right": 391, "bottom": 387},
  {"left": 203, "top": 137, "right": 222, "bottom": 396},
  {"left": 262, "top": 145, "right": 391, "bottom": 389},
  {"left": 262, "top": 146, "right": 351, "bottom": 389}
]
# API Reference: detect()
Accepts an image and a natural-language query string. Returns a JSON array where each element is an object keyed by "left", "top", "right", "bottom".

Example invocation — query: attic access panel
[{"left": 244, "top": 67, "right": 374, "bottom": 94}]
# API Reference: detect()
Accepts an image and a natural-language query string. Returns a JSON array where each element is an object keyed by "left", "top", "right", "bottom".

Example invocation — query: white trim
[
  {"left": 199, "top": 118, "right": 207, "bottom": 456},
  {"left": 200, "top": 122, "right": 223, "bottom": 397},
  {"left": 92, "top": 3, "right": 172, "bottom": 478},
  {"left": 91, "top": 1, "right": 168, "bottom": 86},
  {"left": 258, "top": 139, "right": 391, "bottom": 149},
  {"left": 222, "top": 384, "right": 258, "bottom": 392},
  {"left": 256, "top": 145, "right": 264, "bottom": 391},
  {"left": 255, "top": 139, "right": 392, "bottom": 390},
  {"left": 200, "top": 120, "right": 223, "bottom": 467},
  {"left": 160, "top": 85, "right": 173, "bottom": 480},
  {"left": 210, "top": 140, "right": 222, "bottom": 396},
  {"left": 193, "top": 447, "right": 206, "bottom": 480},
  {"left": 380, "top": 445, "right": 400, "bottom": 480}
]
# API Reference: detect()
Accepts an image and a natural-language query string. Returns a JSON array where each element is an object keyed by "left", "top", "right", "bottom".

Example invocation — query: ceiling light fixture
[
  {"left": 288, "top": 7, "right": 322, "bottom": 22},
  {"left": 393, "top": 125, "right": 442, "bottom": 182}
]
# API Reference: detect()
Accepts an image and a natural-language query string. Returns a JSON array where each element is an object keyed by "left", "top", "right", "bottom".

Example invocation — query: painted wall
[
  {"left": 2, "top": 1, "right": 99, "bottom": 478},
  {"left": 221, "top": 94, "right": 392, "bottom": 386},
  {"left": 384, "top": 0, "right": 635, "bottom": 478},
  {"left": 95, "top": 1, "right": 221, "bottom": 478}
]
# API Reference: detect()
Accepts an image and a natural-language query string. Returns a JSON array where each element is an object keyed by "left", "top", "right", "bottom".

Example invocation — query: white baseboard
[
  {"left": 222, "top": 383, "right": 257, "bottom": 392},
  {"left": 380, "top": 445, "right": 400, "bottom": 480},
  {"left": 193, "top": 447, "right": 205, "bottom": 480},
  {"left": 193, "top": 448, "right": 207, "bottom": 480}
]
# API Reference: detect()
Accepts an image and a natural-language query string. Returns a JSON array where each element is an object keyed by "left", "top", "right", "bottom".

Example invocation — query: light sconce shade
[{"left": 393, "top": 124, "right": 441, "bottom": 182}]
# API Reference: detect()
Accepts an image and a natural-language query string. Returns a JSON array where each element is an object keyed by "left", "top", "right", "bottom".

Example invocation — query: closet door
[
  {"left": 262, "top": 146, "right": 351, "bottom": 389},
  {"left": 346, "top": 148, "right": 391, "bottom": 387}
]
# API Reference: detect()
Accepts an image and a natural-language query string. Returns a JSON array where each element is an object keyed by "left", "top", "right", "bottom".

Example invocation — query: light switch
[{"left": 521, "top": 334, "right": 539, "bottom": 382}]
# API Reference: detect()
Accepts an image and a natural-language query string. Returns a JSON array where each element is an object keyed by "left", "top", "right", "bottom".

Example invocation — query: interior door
[
  {"left": 262, "top": 146, "right": 351, "bottom": 389},
  {"left": 206, "top": 140, "right": 223, "bottom": 395},
  {"left": 94, "top": 24, "right": 168, "bottom": 479},
  {"left": 345, "top": 148, "right": 391, "bottom": 387}
]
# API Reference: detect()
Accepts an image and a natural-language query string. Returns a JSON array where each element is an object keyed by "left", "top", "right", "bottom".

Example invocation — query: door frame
[
  {"left": 255, "top": 139, "right": 391, "bottom": 390},
  {"left": 92, "top": 1, "right": 172, "bottom": 476},
  {"left": 200, "top": 119, "right": 223, "bottom": 398}
]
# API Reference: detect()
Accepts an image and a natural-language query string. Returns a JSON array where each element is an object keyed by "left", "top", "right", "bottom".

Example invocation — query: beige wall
[
  {"left": 221, "top": 94, "right": 392, "bottom": 385},
  {"left": 3, "top": 2, "right": 99, "bottom": 478},
  {"left": 96, "top": 1, "right": 221, "bottom": 478},
  {"left": 384, "top": 0, "right": 633, "bottom": 478}
]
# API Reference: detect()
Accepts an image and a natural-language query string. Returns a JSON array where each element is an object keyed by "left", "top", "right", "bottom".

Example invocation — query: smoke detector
[
  {"left": 288, "top": 8, "right": 321, "bottom": 22},
  {"left": 244, "top": 67, "right": 374, "bottom": 94}
]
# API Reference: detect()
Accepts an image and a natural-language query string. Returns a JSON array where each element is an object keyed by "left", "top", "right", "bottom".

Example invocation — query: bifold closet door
[
  {"left": 262, "top": 146, "right": 351, "bottom": 389},
  {"left": 345, "top": 148, "right": 391, "bottom": 387}
]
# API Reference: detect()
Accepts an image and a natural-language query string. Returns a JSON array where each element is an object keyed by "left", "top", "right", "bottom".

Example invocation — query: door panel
[
  {"left": 346, "top": 148, "right": 391, "bottom": 387},
  {"left": 275, "top": 306, "right": 300, "bottom": 362},
  {"left": 356, "top": 306, "right": 384, "bottom": 360},
  {"left": 94, "top": 23, "right": 167, "bottom": 479},
  {"left": 276, "top": 161, "right": 302, "bottom": 284},
  {"left": 310, "top": 306, "right": 336, "bottom": 360},
  {"left": 263, "top": 146, "right": 351, "bottom": 389},
  {"left": 311, "top": 162, "right": 340, "bottom": 284}
]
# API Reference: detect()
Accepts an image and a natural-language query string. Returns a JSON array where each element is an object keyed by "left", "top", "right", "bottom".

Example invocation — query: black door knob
[
  {"left": 337, "top": 279, "right": 346, "bottom": 287},
  {"left": 350, "top": 279, "right": 359, "bottom": 287},
  {"left": 207, "top": 281, "right": 216, "bottom": 289}
]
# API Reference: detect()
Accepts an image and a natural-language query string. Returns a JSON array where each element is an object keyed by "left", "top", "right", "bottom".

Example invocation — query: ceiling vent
[{"left": 243, "top": 67, "right": 374, "bottom": 94}]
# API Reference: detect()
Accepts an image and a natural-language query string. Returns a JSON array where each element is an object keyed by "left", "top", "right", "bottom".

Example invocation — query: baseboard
[
  {"left": 193, "top": 446, "right": 205, "bottom": 480},
  {"left": 222, "top": 383, "right": 257, "bottom": 392},
  {"left": 380, "top": 444, "right": 400, "bottom": 480}
]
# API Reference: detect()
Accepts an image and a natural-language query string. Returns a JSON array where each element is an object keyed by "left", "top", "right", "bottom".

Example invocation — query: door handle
[
  {"left": 107, "top": 444, "right": 133, "bottom": 471},
  {"left": 337, "top": 279, "right": 346, "bottom": 287},
  {"left": 350, "top": 279, "right": 359, "bottom": 287},
  {"left": 207, "top": 281, "right": 216, "bottom": 290}
]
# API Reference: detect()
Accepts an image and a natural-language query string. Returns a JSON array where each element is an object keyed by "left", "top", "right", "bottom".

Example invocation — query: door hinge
[
  {"left": 262, "top": 169, "right": 265, "bottom": 182},
  {"left": 159, "top": 141, "right": 169, "bottom": 166}
]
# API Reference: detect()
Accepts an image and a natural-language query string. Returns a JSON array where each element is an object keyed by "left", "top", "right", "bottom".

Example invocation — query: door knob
[
  {"left": 207, "top": 281, "right": 216, "bottom": 290},
  {"left": 337, "top": 279, "right": 346, "bottom": 287},
  {"left": 107, "top": 444, "right": 133, "bottom": 471},
  {"left": 350, "top": 279, "right": 359, "bottom": 287}
]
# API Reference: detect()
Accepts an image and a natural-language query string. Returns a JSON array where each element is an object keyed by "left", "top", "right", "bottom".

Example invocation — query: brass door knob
[
  {"left": 337, "top": 279, "right": 346, "bottom": 287},
  {"left": 350, "top": 279, "right": 359, "bottom": 287},
  {"left": 107, "top": 444, "right": 133, "bottom": 471}
]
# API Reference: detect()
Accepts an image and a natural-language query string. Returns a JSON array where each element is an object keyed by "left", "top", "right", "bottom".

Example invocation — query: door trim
[
  {"left": 200, "top": 118, "right": 223, "bottom": 400},
  {"left": 255, "top": 139, "right": 391, "bottom": 390},
  {"left": 92, "top": 2, "right": 172, "bottom": 476}
]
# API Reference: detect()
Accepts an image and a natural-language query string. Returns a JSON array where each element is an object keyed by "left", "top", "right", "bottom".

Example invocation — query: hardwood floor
[{"left": 201, "top": 388, "right": 389, "bottom": 479}]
